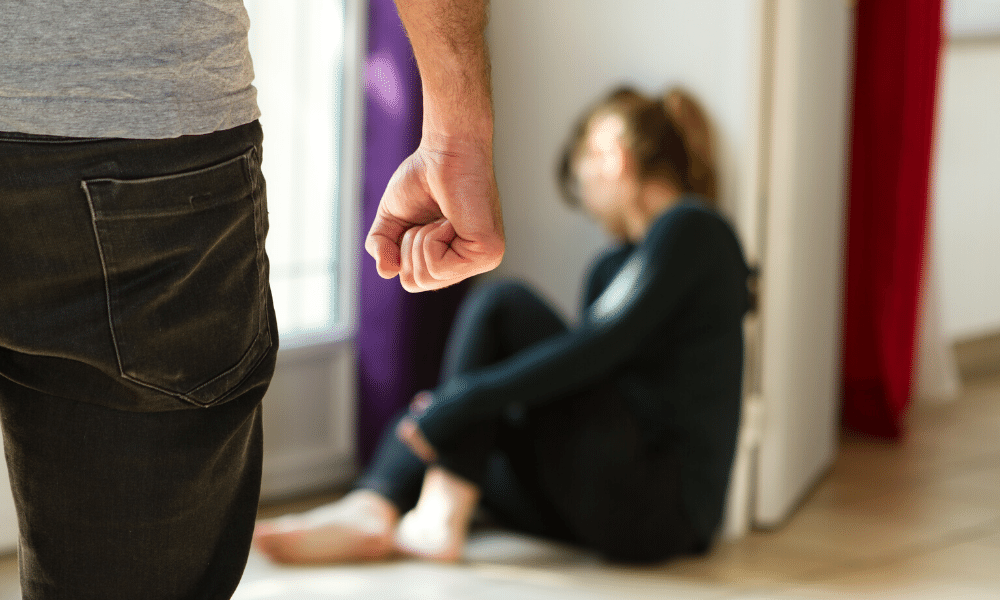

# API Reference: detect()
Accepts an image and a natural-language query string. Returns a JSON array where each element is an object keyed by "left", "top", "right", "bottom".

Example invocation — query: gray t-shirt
[{"left": 0, "top": 0, "right": 259, "bottom": 139}]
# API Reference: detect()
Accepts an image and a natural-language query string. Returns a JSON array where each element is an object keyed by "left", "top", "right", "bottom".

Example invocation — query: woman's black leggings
[{"left": 355, "top": 280, "right": 702, "bottom": 563}]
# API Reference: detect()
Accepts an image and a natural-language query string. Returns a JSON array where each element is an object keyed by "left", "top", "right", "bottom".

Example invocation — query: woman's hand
[
  {"left": 395, "top": 390, "right": 439, "bottom": 462},
  {"left": 395, "top": 416, "right": 439, "bottom": 463}
]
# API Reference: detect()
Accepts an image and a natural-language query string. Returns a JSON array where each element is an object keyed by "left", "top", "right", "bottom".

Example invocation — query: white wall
[
  {"left": 486, "top": 0, "right": 764, "bottom": 319},
  {"left": 932, "top": 40, "right": 1000, "bottom": 340}
]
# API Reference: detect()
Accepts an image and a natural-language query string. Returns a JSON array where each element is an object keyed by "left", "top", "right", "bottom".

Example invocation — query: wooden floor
[{"left": 1, "top": 372, "right": 998, "bottom": 599}]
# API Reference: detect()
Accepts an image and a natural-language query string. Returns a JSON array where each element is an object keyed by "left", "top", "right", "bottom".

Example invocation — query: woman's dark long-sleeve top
[{"left": 415, "top": 196, "right": 752, "bottom": 542}]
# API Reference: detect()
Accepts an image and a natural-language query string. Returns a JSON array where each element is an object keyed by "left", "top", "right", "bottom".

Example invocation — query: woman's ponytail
[{"left": 663, "top": 87, "right": 718, "bottom": 204}]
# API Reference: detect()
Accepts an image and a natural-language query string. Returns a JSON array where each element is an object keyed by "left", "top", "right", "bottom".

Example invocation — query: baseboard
[
  {"left": 260, "top": 451, "right": 357, "bottom": 502},
  {"left": 954, "top": 329, "right": 1000, "bottom": 382}
]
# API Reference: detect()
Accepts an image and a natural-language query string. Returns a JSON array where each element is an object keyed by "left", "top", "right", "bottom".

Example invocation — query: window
[
  {"left": 242, "top": 0, "right": 365, "bottom": 499},
  {"left": 243, "top": 0, "right": 363, "bottom": 346}
]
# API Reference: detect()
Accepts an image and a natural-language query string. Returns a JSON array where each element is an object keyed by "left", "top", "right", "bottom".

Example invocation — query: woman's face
[{"left": 574, "top": 113, "right": 633, "bottom": 238}]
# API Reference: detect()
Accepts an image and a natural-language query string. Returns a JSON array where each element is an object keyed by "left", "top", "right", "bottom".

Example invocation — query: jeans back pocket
[{"left": 82, "top": 147, "right": 272, "bottom": 407}]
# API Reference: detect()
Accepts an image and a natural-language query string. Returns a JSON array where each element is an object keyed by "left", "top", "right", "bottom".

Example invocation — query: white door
[{"left": 753, "top": 0, "right": 854, "bottom": 527}]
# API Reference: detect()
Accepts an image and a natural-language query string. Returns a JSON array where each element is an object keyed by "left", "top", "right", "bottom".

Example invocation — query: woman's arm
[
  {"left": 414, "top": 205, "right": 744, "bottom": 447},
  {"left": 365, "top": 0, "right": 505, "bottom": 292}
]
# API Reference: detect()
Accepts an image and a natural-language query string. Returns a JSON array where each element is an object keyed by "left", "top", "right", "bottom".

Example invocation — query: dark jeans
[
  {"left": 0, "top": 122, "right": 277, "bottom": 599},
  {"left": 358, "top": 280, "right": 701, "bottom": 563}
]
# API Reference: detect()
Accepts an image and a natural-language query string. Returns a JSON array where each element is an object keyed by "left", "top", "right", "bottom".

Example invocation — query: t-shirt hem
[{"left": 0, "top": 91, "right": 261, "bottom": 139}]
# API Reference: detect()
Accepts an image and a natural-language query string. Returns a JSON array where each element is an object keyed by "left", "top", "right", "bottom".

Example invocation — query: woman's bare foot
[
  {"left": 394, "top": 466, "right": 480, "bottom": 563},
  {"left": 252, "top": 489, "right": 400, "bottom": 564}
]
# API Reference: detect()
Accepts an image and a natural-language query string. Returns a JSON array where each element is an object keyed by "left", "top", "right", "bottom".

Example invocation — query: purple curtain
[{"left": 356, "top": 0, "right": 470, "bottom": 464}]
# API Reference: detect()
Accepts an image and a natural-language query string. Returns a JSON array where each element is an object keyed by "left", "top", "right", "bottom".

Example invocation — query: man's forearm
[{"left": 393, "top": 0, "right": 493, "bottom": 142}]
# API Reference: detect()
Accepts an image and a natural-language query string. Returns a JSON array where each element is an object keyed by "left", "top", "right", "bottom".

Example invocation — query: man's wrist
[
  {"left": 417, "top": 47, "right": 493, "bottom": 142},
  {"left": 421, "top": 107, "right": 493, "bottom": 152}
]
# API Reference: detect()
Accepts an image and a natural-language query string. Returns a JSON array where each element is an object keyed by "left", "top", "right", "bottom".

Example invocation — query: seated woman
[{"left": 253, "top": 87, "right": 751, "bottom": 565}]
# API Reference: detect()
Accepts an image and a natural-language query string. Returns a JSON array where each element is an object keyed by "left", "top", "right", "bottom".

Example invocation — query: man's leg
[
  {"left": 0, "top": 372, "right": 268, "bottom": 600},
  {"left": 0, "top": 122, "right": 276, "bottom": 598}
]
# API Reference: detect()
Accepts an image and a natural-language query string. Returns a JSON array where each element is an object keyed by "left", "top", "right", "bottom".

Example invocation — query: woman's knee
[
  {"left": 456, "top": 279, "right": 546, "bottom": 326},
  {"left": 465, "top": 279, "right": 540, "bottom": 310}
]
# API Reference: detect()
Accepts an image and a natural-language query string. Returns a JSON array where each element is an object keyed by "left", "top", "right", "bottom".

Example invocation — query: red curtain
[{"left": 841, "top": 0, "right": 943, "bottom": 439}]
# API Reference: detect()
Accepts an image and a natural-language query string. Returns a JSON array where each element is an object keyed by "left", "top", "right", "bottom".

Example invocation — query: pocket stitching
[
  {"left": 81, "top": 179, "right": 131, "bottom": 394},
  {"left": 81, "top": 147, "right": 271, "bottom": 407}
]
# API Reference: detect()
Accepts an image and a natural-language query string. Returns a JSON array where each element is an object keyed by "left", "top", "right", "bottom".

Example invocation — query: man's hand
[
  {"left": 367, "top": 0, "right": 503, "bottom": 292},
  {"left": 366, "top": 134, "right": 504, "bottom": 292}
]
